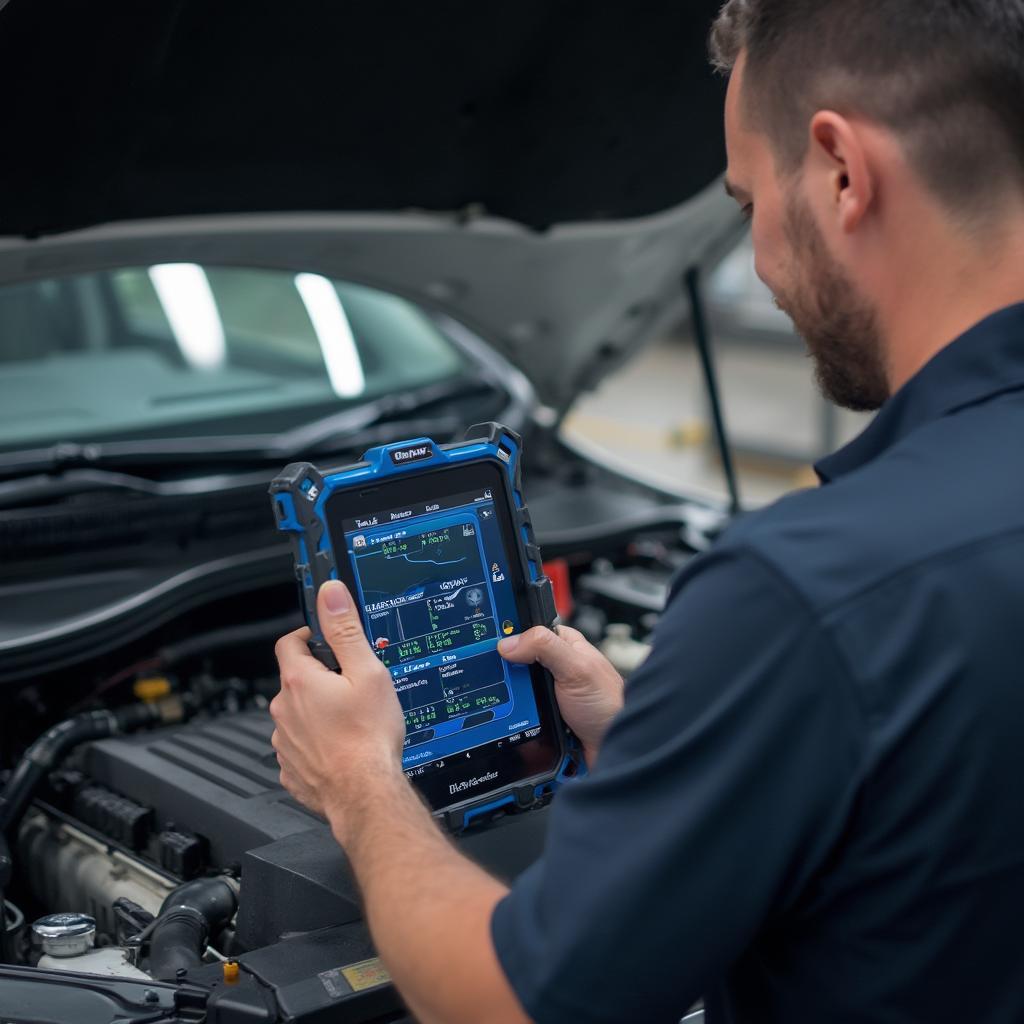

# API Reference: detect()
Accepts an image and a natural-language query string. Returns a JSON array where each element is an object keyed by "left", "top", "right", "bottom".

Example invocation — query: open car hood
[{"left": 0, "top": 0, "right": 742, "bottom": 412}]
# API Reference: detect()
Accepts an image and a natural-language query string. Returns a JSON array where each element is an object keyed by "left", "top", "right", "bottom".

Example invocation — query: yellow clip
[
  {"left": 222, "top": 960, "right": 240, "bottom": 985},
  {"left": 133, "top": 677, "right": 171, "bottom": 702}
]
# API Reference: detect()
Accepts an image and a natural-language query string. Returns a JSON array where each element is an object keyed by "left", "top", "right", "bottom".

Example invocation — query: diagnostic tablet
[{"left": 270, "top": 423, "right": 578, "bottom": 829}]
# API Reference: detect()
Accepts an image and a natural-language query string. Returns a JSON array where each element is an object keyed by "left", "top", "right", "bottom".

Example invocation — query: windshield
[{"left": 0, "top": 265, "right": 467, "bottom": 451}]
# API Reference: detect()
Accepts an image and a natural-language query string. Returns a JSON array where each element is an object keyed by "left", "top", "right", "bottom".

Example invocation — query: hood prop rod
[{"left": 684, "top": 267, "right": 741, "bottom": 516}]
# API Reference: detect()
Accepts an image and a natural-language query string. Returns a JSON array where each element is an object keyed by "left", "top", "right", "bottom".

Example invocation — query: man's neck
[{"left": 878, "top": 205, "right": 1024, "bottom": 394}]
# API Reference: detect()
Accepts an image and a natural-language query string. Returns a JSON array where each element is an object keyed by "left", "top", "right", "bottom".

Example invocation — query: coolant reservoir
[
  {"left": 37, "top": 946, "right": 152, "bottom": 979},
  {"left": 599, "top": 623, "right": 652, "bottom": 676},
  {"left": 32, "top": 912, "right": 151, "bottom": 978}
]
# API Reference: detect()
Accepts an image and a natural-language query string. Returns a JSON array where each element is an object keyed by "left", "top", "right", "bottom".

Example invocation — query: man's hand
[
  {"left": 270, "top": 580, "right": 530, "bottom": 1024},
  {"left": 498, "top": 625, "right": 624, "bottom": 766},
  {"left": 270, "top": 579, "right": 406, "bottom": 837}
]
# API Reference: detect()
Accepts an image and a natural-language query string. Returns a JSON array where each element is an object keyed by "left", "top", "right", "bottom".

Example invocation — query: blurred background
[
  {"left": 561, "top": 230, "right": 872, "bottom": 505},
  {"left": 564, "top": 233, "right": 874, "bottom": 507}
]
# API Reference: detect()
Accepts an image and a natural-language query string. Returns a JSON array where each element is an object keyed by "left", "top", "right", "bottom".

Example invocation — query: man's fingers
[
  {"left": 317, "top": 580, "right": 381, "bottom": 677},
  {"left": 274, "top": 583, "right": 390, "bottom": 692},
  {"left": 270, "top": 724, "right": 294, "bottom": 759},
  {"left": 498, "top": 625, "right": 584, "bottom": 680},
  {"left": 553, "top": 624, "right": 589, "bottom": 647},
  {"left": 274, "top": 627, "right": 311, "bottom": 660},
  {"left": 274, "top": 628, "right": 330, "bottom": 687}
]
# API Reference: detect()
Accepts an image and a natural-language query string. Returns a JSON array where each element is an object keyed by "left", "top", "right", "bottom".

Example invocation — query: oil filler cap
[
  {"left": 32, "top": 912, "right": 96, "bottom": 957},
  {"left": 133, "top": 676, "right": 172, "bottom": 702}
]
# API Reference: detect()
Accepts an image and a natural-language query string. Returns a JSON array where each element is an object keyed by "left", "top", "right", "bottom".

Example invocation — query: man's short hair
[{"left": 709, "top": 0, "right": 1024, "bottom": 217}]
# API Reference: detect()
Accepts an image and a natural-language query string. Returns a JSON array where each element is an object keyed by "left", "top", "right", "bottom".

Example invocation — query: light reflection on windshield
[
  {"left": 149, "top": 264, "right": 227, "bottom": 371},
  {"left": 0, "top": 265, "right": 464, "bottom": 450},
  {"left": 294, "top": 272, "right": 365, "bottom": 399}
]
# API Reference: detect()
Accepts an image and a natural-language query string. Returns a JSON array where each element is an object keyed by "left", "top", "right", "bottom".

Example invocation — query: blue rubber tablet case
[{"left": 269, "top": 422, "right": 580, "bottom": 830}]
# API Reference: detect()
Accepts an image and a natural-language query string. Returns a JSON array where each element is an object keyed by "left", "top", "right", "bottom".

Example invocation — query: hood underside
[
  {"left": 0, "top": 195, "right": 740, "bottom": 413},
  {"left": 0, "top": 0, "right": 743, "bottom": 412},
  {"left": 0, "top": 0, "right": 728, "bottom": 236}
]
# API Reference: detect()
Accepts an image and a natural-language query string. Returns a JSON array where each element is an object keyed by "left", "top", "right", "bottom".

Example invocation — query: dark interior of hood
[{"left": 0, "top": 0, "right": 727, "bottom": 237}]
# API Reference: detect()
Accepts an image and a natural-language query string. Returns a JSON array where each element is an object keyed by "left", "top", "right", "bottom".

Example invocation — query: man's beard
[{"left": 778, "top": 196, "right": 890, "bottom": 412}]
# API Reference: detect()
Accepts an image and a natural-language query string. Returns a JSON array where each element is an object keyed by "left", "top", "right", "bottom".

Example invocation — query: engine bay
[{"left": 0, "top": 445, "right": 721, "bottom": 1023}]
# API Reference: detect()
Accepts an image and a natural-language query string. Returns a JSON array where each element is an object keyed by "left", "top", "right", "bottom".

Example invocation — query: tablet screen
[{"left": 325, "top": 461, "right": 562, "bottom": 809}]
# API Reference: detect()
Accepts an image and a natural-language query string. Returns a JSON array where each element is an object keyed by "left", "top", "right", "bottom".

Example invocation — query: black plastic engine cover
[
  {"left": 86, "top": 711, "right": 320, "bottom": 868},
  {"left": 84, "top": 710, "right": 550, "bottom": 950},
  {"left": 188, "top": 921, "right": 406, "bottom": 1023}
]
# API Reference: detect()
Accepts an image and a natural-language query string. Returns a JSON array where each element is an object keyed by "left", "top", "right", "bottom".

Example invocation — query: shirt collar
[{"left": 815, "top": 302, "right": 1024, "bottom": 484}]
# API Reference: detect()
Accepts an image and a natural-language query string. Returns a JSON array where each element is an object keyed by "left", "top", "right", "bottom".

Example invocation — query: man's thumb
[{"left": 317, "top": 581, "right": 378, "bottom": 674}]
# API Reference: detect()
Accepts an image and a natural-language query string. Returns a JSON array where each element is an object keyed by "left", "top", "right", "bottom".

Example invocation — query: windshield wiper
[
  {"left": 0, "top": 411, "right": 474, "bottom": 510},
  {"left": 0, "top": 466, "right": 271, "bottom": 508},
  {"left": 0, "top": 378, "right": 491, "bottom": 482}
]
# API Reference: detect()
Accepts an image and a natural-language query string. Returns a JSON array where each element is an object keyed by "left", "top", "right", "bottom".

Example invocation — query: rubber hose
[
  {"left": 0, "top": 701, "right": 181, "bottom": 839},
  {"left": 147, "top": 907, "right": 208, "bottom": 980},
  {"left": 0, "top": 711, "right": 117, "bottom": 837},
  {"left": 148, "top": 878, "right": 237, "bottom": 981}
]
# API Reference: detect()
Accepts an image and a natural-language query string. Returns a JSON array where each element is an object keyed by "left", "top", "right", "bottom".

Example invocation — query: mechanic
[{"left": 268, "top": 2, "right": 1024, "bottom": 1021}]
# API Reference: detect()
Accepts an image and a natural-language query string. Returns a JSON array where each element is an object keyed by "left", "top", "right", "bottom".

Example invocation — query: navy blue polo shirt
[{"left": 492, "top": 303, "right": 1024, "bottom": 1024}]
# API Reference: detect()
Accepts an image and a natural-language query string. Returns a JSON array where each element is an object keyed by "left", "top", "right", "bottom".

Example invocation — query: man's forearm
[{"left": 328, "top": 767, "right": 529, "bottom": 1024}]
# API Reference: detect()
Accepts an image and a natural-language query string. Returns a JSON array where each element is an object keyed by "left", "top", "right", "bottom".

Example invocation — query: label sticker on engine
[
  {"left": 319, "top": 958, "right": 392, "bottom": 997},
  {"left": 341, "top": 957, "right": 392, "bottom": 991}
]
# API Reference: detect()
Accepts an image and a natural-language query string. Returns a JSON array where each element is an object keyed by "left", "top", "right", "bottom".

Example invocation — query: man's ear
[{"left": 808, "top": 110, "right": 874, "bottom": 234}]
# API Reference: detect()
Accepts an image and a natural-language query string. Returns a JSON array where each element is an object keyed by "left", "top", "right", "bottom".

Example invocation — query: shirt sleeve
[{"left": 491, "top": 545, "right": 866, "bottom": 1024}]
